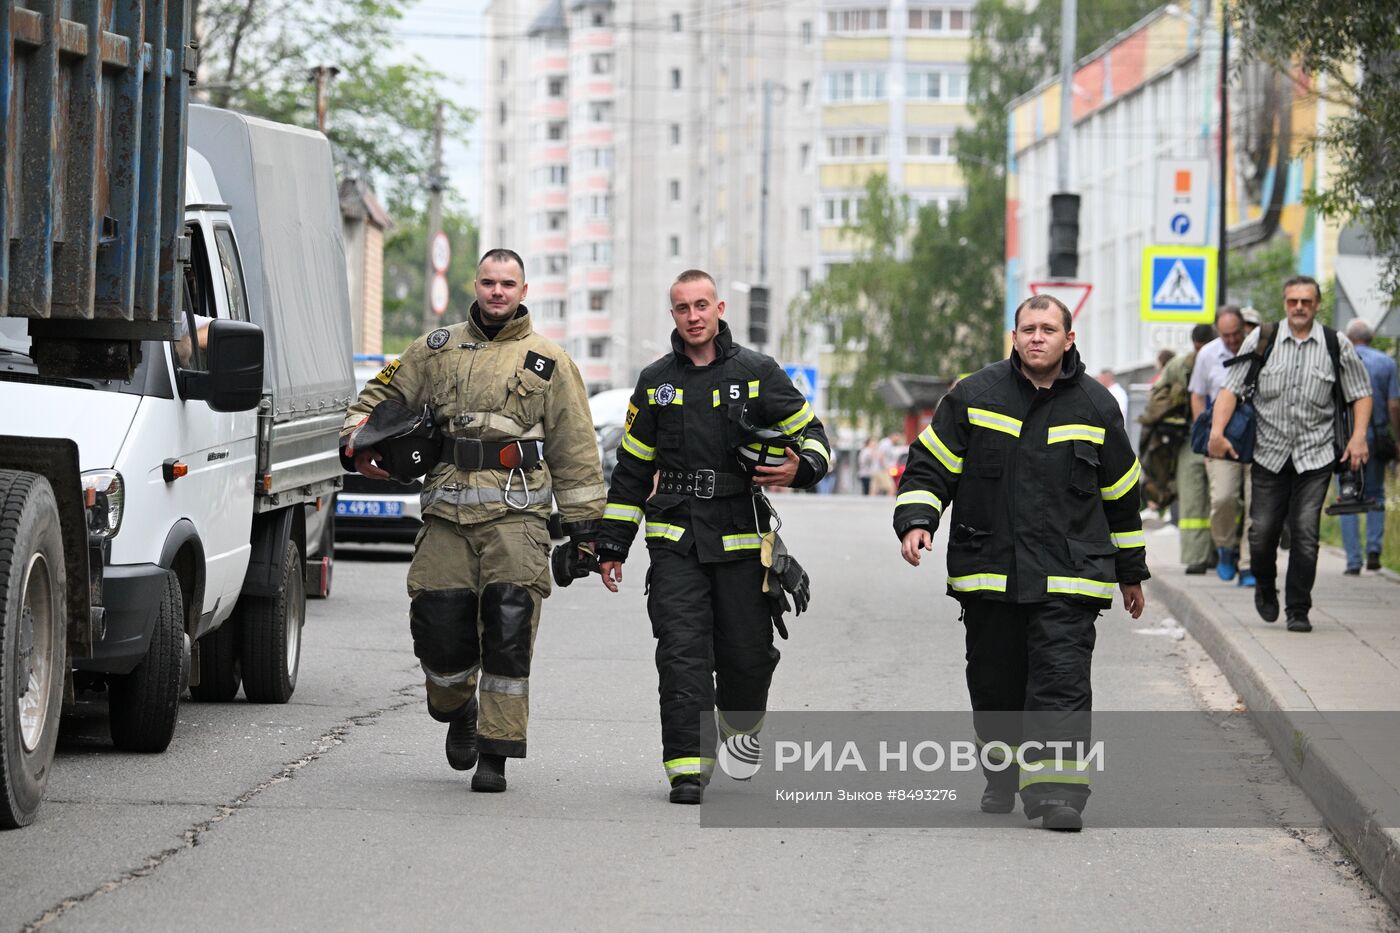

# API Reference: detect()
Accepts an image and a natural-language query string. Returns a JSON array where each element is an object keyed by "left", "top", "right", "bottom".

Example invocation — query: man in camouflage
[{"left": 343, "top": 249, "right": 605, "bottom": 792}]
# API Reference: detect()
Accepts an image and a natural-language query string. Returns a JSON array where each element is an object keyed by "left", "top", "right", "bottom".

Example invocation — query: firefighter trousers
[
  {"left": 961, "top": 597, "right": 1098, "bottom": 817},
  {"left": 645, "top": 548, "right": 780, "bottom": 784},
  {"left": 1176, "top": 446, "right": 1212, "bottom": 566},
  {"left": 405, "top": 515, "right": 552, "bottom": 757}
]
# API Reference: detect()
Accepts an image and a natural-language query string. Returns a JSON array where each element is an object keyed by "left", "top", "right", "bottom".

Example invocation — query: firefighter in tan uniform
[{"left": 342, "top": 249, "right": 606, "bottom": 792}]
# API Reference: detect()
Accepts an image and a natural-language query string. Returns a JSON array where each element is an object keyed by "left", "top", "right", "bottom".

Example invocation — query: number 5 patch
[
  {"left": 375, "top": 360, "right": 401, "bottom": 385},
  {"left": 524, "top": 351, "right": 555, "bottom": 380}
]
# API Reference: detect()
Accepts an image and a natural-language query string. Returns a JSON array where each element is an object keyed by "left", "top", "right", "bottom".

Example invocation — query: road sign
[
  {"left": 429, "top": 273, "right": 449, "bottom": 315},
  {"left": 1140, "top": 245, "right": 1216, "bottom": 323},
  {"left": 784, "top": 365, "right": 818, "bottom": 404},
  {"left": 1154, "top": 159, "right": 1210, "bottom": 246},
  {"left": 1028, "top": 280, "right": 1093, "bottom": 321},
  {"left": 430, "top": 231, "right": 451, "bottom": 273}
]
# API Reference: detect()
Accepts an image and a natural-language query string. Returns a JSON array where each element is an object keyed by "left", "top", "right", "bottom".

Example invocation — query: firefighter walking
[
  {"left": 895, "top": 294, "right": 1149, "bottom": 831},
  {"left": 598, "top": 269, "right": 829, "bottom": 804},
  {"left": 343, "top": 249, "right": 605, "bottom": 792}
]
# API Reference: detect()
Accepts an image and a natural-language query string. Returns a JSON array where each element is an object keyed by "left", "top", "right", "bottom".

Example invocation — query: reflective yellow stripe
[
  {"left": 722, "top": 533, "right": 763, "bottom": 551},
  {"left": 918, "top": 425, "right": 964, "bottom": 474},
  {"left": 719, "top": 711, "right": 765, "bottom": 738},
  {"left": 1019, "top": 761, "right": 1092, "bottom": 789},
  {"left": 745, "top": 441, "right": 791, "bottom": 456},
  {"left": 663, "top": 756, "right": 715, "bottom": 779},
  {"left": 1179, "top": 518, "right": 1211, "bottom": 529},
  {"left": 748, "top": 380, "right": 760, "bottom": 398},
  {"left": 776, "top": 403, "right": 814, "bottom": 433},
  {"left": 713, "top": 389, "right": 722, "bottom": 407},
  {"left": 603, "top": 503, "right": 643, "bottom": 525},
  {"left": 621, "top": 432, "right": 656, "bottom": 462},
  {"left": 895, "top": 490, "right": 944, "bottom": 512},
  {"left": 646, "top": 387, "right": 684, "bottom": 406},
  {"left": 1100, "top": 459, "right": 1141, "bottom": 501},
  {"left": 948, "top": 573, "right": 1007, "bottom": 593},
  {"left": 1111, "top": 530, "right": 1146, "bottom": 549},
  {"left": 801, "top": 437, "right": 831, "bottom": 464},
  {"left": 645, "top": 522, "right": 685, "bottom": 542},
  {"left": 1046, "top": 423, "right": 1105, "bottom": 445},
  {"left": 967, "top": 407, "right": 1023, "bottom": 438},
  {"left": 1046, "top": 576, "right": 1116, "bottom": 599}
]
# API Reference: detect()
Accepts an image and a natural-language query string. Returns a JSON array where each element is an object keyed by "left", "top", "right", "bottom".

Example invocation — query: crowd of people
[{"left": 1139, "top": 275, "right": 1398, "bottom": 633}]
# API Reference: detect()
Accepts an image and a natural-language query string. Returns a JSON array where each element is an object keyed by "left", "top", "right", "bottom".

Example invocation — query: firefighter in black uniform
[
  {"left": 895, "top": 294, "right": 1149, "bottom": 831},
  {"left": 598, "top": 269, "right": 830, "bottom": 804}
]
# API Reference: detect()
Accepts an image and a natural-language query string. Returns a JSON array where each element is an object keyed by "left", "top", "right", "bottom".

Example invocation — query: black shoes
[
  {"left": 1041, "top": 805, "right": 1083, "bottom": 831},
  {"left": 1367, "top": 552, "right": 1382, "bottom": 571},
  {"left": 1254, "top": 586, "right": 1280, "bottom": 623},
  {"left": 1344, "top": 567, "right": 1361, "bottom": 576},
  {"left": 669, "top": 776, "right": 705, "bottom": 805},
  {"left": 445, "top": 713, "right": 479, "bottom": 771},
  {"left": 1286, "top": 613, "right": 1313, "bottom": 633},
  {"left": 1184, "top": 562, "right": 1208, "bottom": 575},
  {"left": 980, "top": 788, "right": 1016, "bottom": 813},
  {"left": 471, "top": 753, "right": 508, "bottom": 792}
]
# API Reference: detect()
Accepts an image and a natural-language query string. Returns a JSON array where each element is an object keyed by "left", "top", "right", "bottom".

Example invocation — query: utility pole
[
  {"left": 422, "top": 101, "right": 447, "bottom": 334},
  {"left": 308, "top": 65, "right": 340, "bottom": 135},
  {"left": 1218, "top": 10, "right": 1229, "bottom": 305},
  {"left": 1048, "top": 0, "right": 1080, "bottom": 279},
  {"left": 751, "top": 80, "right": 775, "bottom": 350}
]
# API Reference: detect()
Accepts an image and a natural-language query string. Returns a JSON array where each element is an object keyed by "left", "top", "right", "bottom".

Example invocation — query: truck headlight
[{"left": 81, "top": 470, "right": 124, "bottom": 538}]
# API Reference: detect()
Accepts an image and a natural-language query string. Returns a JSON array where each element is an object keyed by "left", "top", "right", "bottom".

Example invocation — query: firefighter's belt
[
  {"left": 656, "top": 469, "right": 752, "bottom": 499},
  {"left": 444, "top": 438, "right": 545, "bottom": 471}
]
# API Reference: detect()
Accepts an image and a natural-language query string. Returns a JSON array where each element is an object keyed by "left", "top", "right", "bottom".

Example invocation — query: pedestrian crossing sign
[
  {"left": 784, "top": 365, "right": 819, "bottom": 404},
  {"left": 1140, "top": 245, "right": 1216, "bottom": 323}
]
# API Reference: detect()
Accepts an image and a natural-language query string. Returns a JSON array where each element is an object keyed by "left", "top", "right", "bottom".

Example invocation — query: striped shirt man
[{"left": 1224, "top": 323, "right": 1372, "bottom": 473}]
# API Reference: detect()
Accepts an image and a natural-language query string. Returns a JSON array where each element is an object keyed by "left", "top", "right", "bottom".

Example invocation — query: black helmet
[
  {"left": 351, "top": 400, "right": 442, "bottom": 483},
  {"left": 730, "top": 404, "right": 800, "bottom": 474}
]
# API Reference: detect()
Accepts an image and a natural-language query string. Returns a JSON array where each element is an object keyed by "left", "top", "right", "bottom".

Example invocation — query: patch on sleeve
[
  {"left": 624, "top": 402, "right": 639, "bottom": 431},
  {"left": 524, "top": 350, "right": 556, "bottom": 380},
  {"left": 375, "top": 359, "right": 401, "bottom": 385},
  {"left": 426, "top": 328, "right": 451, "bottom": 350}
]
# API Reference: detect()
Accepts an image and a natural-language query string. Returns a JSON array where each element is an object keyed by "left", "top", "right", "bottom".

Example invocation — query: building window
[
  {"left": 546, "top": 120, "right": 567, "bottom": 141},
  {"left": 950, "top": 9, "right": 971, "bottom": 31},
  {"left": 822, "top": 195, "right": 865, "bottom": 224},
  {"left": 801, "top": 20, "right": 813, "bottom": 44},
  {"left": 588, "top": 101, "right": 613, "bottom": 123},
  {"left": 589, "top": 291, "right": 609, "bottom": 312},
  {"left": 669, "top": 123, "right": 681, "bottom": 146},
  {"left": 591, "top": 9, "right": 609, "bottom": 27},
  {"left": 588, "top": 337, "right": 610, "bottom": 359},
  {"left": 799, "top": 267, "right": 811, "bottom": 292},
  {"left": 498, "top": 59, "right": 508, "bottom": 80},
  {"left": 826, "top": 9, "right": 888, "bottom": 33},
  {"left": 574, "top": 147, "right": 614, "bottom": 172},
  {"left": 825, "top": 134, "right": 887, "bottom": 159},
  {"left": 574, "top": 193, "right": 613, "bottom": 219},
  {"left": 824, "top": 70, "right": 887, "bottom": 103},
  {"left": 497, "top": 143, "right": 507, "bottom": 162},
  {"left": 546, "top": 76, "right": 566, "bottom": 97},
  {"left": 668, "top": 235, "right": 681, "bottom": 257},
  {"left": 497, "top": 184, "right": 507, "bottom": 207},
  {"left": 799, "top": 206, "right": 812, "bottom": 231},
  {"left": 545, "top": 254, "right": 568, "bottom": 275},
  {"left": 800, "top": 143, "right": 812, "bottom": 169},
  {"left": 497, "top": 101, "right": 507, "bottom": 125},
  {"left": 671, "top": 68, "right": 682, "bottom": 90},
  {"left": 906, "top": 134, "right": 955, "bottom": 159},
  {"left": 538, "top": 299, "right": 566, "bottom": 322},
  {"left": 669, "top": 179, "right": 681, "bottom": 203},
  {"left": 590, "top": 52, "right": 613, "bottom": 75},
  {"left": 574, "top": 241, "right": 612, "bottom": 265},
  {"left": 907, "top": 70, "right": 968, "bottom": 102},
  {"left": 907, "top": 8, "right": 943, "bottom": 31},
  {"left": 671, "top": 13, "right": 682, "bottom": 32},
  {"left": 800, "top": 80, "right": 812, "bottom": 107},
  {"left": 533, "top": 165, "right": 568, "bottom": 186}
]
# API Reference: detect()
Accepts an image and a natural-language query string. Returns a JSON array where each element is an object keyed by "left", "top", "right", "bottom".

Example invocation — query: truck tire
[
  {"left": 189, "top": 620, "right": 241, "bottom": 702},
  {"left": 108, "top": 570, "right": 184, "bottom": 752},
  {"left": 238, "top": 539, "right": 303, "bottom": 704},
  {"left": 0, "top": 471, "right": 67, "bottom": 829}
]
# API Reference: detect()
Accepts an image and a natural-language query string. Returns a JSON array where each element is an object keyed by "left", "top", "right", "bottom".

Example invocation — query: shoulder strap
[{"left": 1241, "top": 322, "right": 1277, "bottom": 395}]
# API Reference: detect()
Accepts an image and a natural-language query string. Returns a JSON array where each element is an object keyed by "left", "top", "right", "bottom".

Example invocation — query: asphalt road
[{"left": 1, "top": 496, "right": 1395, "bottom": 931}]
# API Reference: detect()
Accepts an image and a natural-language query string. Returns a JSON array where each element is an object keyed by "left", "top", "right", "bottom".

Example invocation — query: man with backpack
[{"left": 1207, "top": 276, "right": 1373, "bottom": 632}]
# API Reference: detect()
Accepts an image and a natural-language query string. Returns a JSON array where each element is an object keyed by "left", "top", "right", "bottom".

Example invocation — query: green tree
[
  {"left": 192, "top": 0, "right": 473, "bottom": 214},
  {"left": 1227, "top": 237, "right": 1295, "bottom": 320},
  {"left": 382, "top": 205, "right": 480, "bottom": 343},
  {"left": 1233, "top": 1, "right": 1400, "bottom": 296}
]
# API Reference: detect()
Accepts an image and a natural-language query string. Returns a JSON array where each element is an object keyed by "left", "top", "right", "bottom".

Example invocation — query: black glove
[
  {"left": 770, "top": 552, "right": 810, "bottom": 615},
  {"left": 550, "top": 538, "right": 601, "bottom": 587}
]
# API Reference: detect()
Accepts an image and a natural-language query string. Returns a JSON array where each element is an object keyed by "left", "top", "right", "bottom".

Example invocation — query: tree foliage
[
  {"left": 382, "top": 206, "right": 480, "bottom": 342},
  {"left": 192, "top": 0, "right": 473, "bottom": 214},
  {"left": 1233, "top": 0, "right": 1400, "bottom": 297}
]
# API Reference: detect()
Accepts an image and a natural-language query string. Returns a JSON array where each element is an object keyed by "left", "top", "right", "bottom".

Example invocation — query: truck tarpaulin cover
[{"left": 187, "top": 106, "right": 354, "bottom": 422}]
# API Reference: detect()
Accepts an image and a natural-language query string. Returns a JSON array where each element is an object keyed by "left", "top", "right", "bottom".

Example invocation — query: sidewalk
[{"left": 1145, "top": 521, "right": 1400, "bottom": 912}]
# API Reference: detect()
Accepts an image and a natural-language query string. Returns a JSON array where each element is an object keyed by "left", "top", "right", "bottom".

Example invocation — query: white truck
[{"left": 0, "top": 2, "right": 353, "bottom": 829}]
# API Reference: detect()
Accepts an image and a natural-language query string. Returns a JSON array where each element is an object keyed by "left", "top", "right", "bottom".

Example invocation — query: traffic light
[
  {"left": 748, "top": 285, "right": 770, "bottom": 345},
  {"left": 1048, "top": 193, "right": 1080, "bottom": 279}
]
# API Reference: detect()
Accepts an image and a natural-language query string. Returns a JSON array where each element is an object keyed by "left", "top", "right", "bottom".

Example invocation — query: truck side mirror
[{"left": 178, "top": 319, "right": 264, "bottom": 412}]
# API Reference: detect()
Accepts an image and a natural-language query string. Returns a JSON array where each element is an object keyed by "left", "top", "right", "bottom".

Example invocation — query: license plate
[{"left": 336, "top": 499, "right": 403, "bottom": 518}]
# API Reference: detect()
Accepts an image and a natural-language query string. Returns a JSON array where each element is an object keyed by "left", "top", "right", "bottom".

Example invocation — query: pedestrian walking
[
  {"left": 597, "top": 269, "right": 830, "bottom": 804},
  {"left": 1139, "top": 323, "right": 1215, "bottom": 571},
  {"left": 343, "top": 249, "right": 606, "bottom": 791},
  {"left": 1208, "top": 275, "right": 1372, "bottom": 632},
  {"left": 1339, "top": 319, "right": 1400, "bottom": 573},
  {"left": 1097, "top": 369, "right": 1129, "bottom": 426},
  {"left": 858, "top": 437, "right": 878, "bottom": 495},
  {"left": 1190, "top": 306, "right": 1252, "bottom": 582},
  {"left": 895, "top": 294, "right": 1149, "bottom": 831}
]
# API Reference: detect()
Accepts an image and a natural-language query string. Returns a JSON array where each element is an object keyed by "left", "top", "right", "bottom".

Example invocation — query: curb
[{"left": 1146, "top": 574, "right": 1400, "bottom": 913}]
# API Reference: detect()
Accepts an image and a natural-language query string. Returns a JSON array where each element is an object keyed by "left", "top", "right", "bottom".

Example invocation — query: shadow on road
[{"left": 334, "top": 545, "right": 413, "bottom": 563}]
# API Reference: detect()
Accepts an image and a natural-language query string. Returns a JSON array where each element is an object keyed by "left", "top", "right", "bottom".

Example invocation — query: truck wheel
[
  {"left": 238, "top": 539, "right": 303, "bottom": 704},
  {"left": 108, "top": 571, "right": 184, "bottom": 752},
  {"left": 0, "top": 471, "right": 67, "bottom": 829},
  {"left": 189, "top": 620, "right": 240, "bottom": 702}
]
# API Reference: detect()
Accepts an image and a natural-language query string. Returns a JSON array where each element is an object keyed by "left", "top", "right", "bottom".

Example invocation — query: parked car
[
  {"left": 334, "top": 358, "right": 424, "bottom": 544},
  {"left": 889, "top": 446, "right": 909, "bottom": 486}
]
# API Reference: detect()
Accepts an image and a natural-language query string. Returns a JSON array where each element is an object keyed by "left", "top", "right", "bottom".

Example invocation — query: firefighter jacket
[
  {"left": 893, "top": 346, "right": 1150, "bottom": 605},
  {"left": 597, "top": 322, "right": 831, "bottom": 564},
  {"left": 340, "top": 304, "right": 606, "bottom": 530}
]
